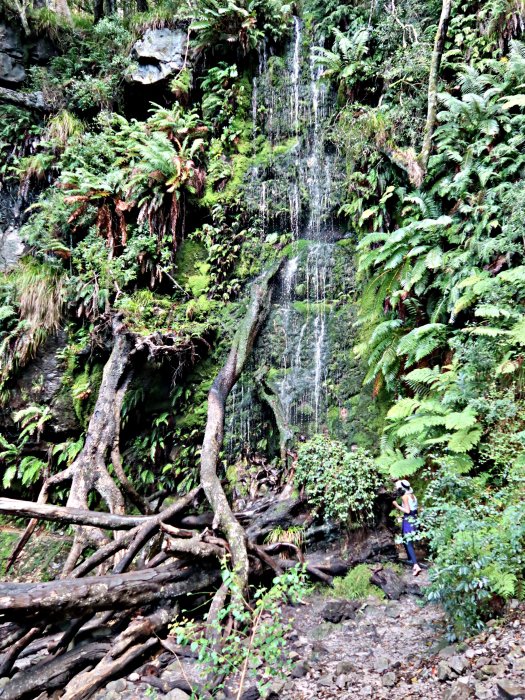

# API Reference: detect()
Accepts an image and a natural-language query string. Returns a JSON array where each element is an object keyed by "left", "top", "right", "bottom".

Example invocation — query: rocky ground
[{"left": 87, "top": 565, "right": 525, "bottom": 700}]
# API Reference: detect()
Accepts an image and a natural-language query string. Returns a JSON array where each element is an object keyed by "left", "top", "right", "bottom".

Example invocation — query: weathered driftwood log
[
  {"left": 0, "top": 564, "right": 219, "bottom": 622},
  {"left": 0, "top": 642, "right": 111, "bottom": 700},
  {"left": 60, "top": 609, "right": 170, "bottom": 700},
  {"left": 200, "top": 262, "right": 282, "bottom": 591}
]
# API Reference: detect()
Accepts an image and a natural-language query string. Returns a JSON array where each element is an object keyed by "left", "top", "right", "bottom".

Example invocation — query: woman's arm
[{"left": 392, "top": 494, "right": 410, "bottom": 514}]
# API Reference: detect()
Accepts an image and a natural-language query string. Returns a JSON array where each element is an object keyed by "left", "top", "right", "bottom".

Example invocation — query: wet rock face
[
  {"left": 0, "top": 22, "right": 25, "bottom": 84},
  {"left": 10, "top": 331, "right": 78, "bottom": 436},
  {"left": 0, "top": 225, "right": 24, "bottom": 271},
  {"left": 0, "top": 186, "right": 24, "bottom": 272},
  {"left": 129, "top": 27, "right": 188, "bottom": 85}
]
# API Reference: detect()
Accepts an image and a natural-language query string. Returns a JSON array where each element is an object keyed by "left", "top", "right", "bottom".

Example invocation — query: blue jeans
[{"left": 404, "top": 540, "right": 418, "bottom": 566}]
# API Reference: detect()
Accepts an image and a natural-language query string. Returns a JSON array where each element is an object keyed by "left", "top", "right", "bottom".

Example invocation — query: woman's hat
[{"left": 394, "top": 479, "right": 412, "bottom": 492}]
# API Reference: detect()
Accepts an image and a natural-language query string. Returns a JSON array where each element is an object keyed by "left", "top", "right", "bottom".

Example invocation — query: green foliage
[
  {"left": 315, "top": 26, "right": 371, "bottom": 94},
  {"left": 0, "top": 260, "right": 64, "bottom": 398},
  {"left": 1, "top": 405, "right": 51, "bottom": 489},
  {"left": 190, "top": 0, "right": 291, "bottom": 55},
  {"left": 28, "top": 17, "right": 133, "bottom": 111},
  {"left": 421, "top": 465, "right": 525, "bottom": 639},
  {"left": 295, "top": 436, "right": 383, "bottom": 526},
  {"left": 171, "top": 564, "right": 307, "bottom": 695}
]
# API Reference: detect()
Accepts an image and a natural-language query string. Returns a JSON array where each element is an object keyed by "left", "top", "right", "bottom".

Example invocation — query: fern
[{"left": 447, "top": 428, "right": 483, "bottom": 453}]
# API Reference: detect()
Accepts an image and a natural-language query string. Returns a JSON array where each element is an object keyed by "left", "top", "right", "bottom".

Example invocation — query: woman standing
[{"left": 392, "top": 479, "right": 422, "bottom": 576}]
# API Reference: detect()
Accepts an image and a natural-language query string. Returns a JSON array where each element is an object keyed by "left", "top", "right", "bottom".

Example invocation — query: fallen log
[
  {"left": 60, "top": 609, "right": 170, "bottom": 700},
  {"left": 0, "top": 488, "right": 201, "bottom": 540},
  {"left": 0, "top": 498, "right": 150, "bottom": 530},
  {"left": 0, "top": 563, "right": 219, "bottom": 621}
]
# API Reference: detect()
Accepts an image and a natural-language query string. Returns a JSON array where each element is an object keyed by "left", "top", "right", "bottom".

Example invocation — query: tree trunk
[
  {"left": 50, "top": 0, "right": 73, "bottom": 22},
  {"left": 94, "top": 0, "right": 104, "bottom": 21},
  {"left": 419, "top": 0, "right": 452, "bottom": 171},
  {"left": 200, "top": 263, "right": 282, "bottom": 591},
  {"left": 46, "top": 316, "right": 132, "bottom": 574}
]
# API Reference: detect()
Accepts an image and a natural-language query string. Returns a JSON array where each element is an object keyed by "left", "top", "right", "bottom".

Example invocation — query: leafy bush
[
  {"left": 295, "top": 436, "right": 383, "bottom": 526},
  {"left": 191, "top": 0, "right": 291, "bottom": 55}
]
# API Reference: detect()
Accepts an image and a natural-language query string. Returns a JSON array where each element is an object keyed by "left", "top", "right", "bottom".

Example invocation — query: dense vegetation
[{"left": 1, "top": 0, "right": 525, "bottom": 648}]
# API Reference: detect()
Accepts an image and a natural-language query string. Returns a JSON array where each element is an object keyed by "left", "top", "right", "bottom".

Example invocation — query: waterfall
[{"left": 225, "top": 18, "right": 352, "bottom": 457}]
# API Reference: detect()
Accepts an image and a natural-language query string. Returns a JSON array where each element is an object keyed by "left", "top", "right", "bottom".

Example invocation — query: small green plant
[
  {"left": 295, "top": 436, "right": 383, "bottom": 526},
  {"left": 171, "top": 564, "right": 307, "bottom": 697},
  {"left": 330, "top": 564, "right": 385, "bottom": 600}
]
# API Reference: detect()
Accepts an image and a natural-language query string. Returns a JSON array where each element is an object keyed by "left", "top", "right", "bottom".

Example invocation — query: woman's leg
[{"left": 404, "top": 540, "right": 418, "bottom": 565}]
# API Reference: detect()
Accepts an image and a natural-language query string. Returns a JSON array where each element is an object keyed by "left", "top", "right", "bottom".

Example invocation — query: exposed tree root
[{"left": 200, "top": 263, "right": 282, "bottom": 592}]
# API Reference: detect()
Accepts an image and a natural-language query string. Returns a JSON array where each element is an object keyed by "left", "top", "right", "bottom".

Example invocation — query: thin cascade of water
[{"left": 291, "top": 17, "right": 302, "bottom": 132}]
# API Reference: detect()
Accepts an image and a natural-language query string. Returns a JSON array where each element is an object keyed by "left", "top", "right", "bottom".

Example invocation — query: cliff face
[{"left": 0, "top": 20, "right": 56, "bottom": 85}]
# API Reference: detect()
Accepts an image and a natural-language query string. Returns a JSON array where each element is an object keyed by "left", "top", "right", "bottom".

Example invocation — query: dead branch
[
  {"left": 60, "top": 609, "right": 171, "bottom": 700},
  {"left": 70, "top": 487, "right": 200, "bottom": 578},
  {"left": 0, "top": 627, "right": 40, "bottom": 677},
  {"left": 0, "top": 498, "right": 149, "bottom": 530}
]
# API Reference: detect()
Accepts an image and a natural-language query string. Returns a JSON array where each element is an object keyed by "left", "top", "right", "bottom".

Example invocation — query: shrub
[
  {"left": 421, "top": 465, "right": 525, "bottom": 639},
  {"left": 295, "top": 435, "right": 383, "bottom": 526}
]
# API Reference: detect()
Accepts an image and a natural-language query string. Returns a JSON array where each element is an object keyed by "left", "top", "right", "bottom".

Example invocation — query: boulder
[
  {"left": 239, "top": 688, "right": 260, "bottom": 700},
  {"left": 0, "top": 225, "right": 24, "bottom": 271},
  {"left": 448, "top": 655, "right": 468, "bottom": 675},
  {"left": 0, "top": 22, "right": 25, "bottom": 84},
  {"left": 369, "top": 566, "right": 422, "bottom": 600},
  {"left": 382, "top": 672, "right": 397, "bottom": 688},
  {"left": 129, "top": 27, "right": 189, "bottom": 85},
  {"left": 321, "top": 599, "right": 360, "bottom": 623},
  {"left": 443, "top": 681, "right": 473, "bottom": 700},
  {"left": 438, "top": 661, "right": 454, "bottom": 682},
  {"left": 164, "top": 690, "right": 190, "bottom": 700}
]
